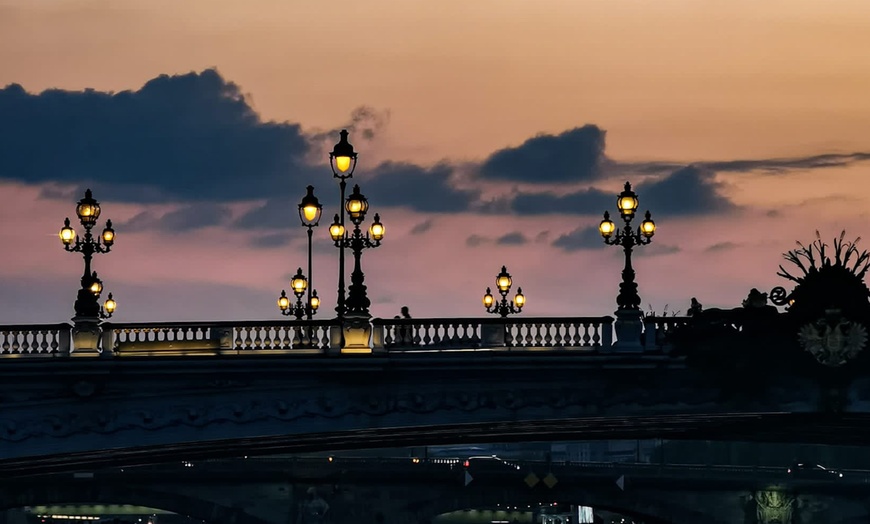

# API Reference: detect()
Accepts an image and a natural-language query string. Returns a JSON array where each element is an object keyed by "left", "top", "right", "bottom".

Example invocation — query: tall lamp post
[
  {"left": 298, "top": 185, "right": 323, "bottom": 320},
  {"left": 59, "top": 189, "right": 117, "bottom": 320},
  {"left": 329, "top": 130, "right": 358, "bottom": 318},
  {"left": 598, "top": 181, "right": 656, "bottom": 350},
  {"left": 483, "top": 266, "right": 526, "bottom": 317},
  {"left": 329, "top": 184, "right": 384, "bottom": 317}
]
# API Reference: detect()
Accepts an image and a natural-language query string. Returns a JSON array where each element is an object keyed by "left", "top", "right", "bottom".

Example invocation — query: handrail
[
  {"left": 373, "top": 316, "right": 614, "bottom": 350},
  {"left": 0, "top": 316, "right": 624, "bottom": 358},
  {"left": 0, "top": 323, "right": 71, "bottom": 357}
]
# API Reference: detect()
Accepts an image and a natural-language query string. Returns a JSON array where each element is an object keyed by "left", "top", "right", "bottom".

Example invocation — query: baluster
[
  {"left": 1, "top": 332, "right": 8, "bottom": 353},
  {"left": 319, "top": 326, "right": 330, "bottom": 349},
  {"left": 50, "top": 329, "right": 60, "bottom": 352},
  {"left": 39, "top": 330, "right": 50, "bottom": 353},
  {"left": 11, "top": 332, "right": 21, "bottom": 353},
  {"left": 535, "top": 323, "right": 545, "bottom": 346},
  {"left": 259, "top": 326, "right": 270, "bottom": 349},
  {"left": 591, "top": 322, "right": 602, "bottom": 346},
  {"left": 384, "top": 324, "right": 395, "bottom": 347},
  {"left": 233, "top": 328, "right": 244, "bottom": 349},
  {"left": 420, "top": 323, "right": 431, "bottom": 346},
  {"left": 431, "top": 323, "right": 443, "bottom": 347},
  {"left": 582, "top": 323, "right": 592, "bottom": 345},
  {"left": 290, "top": 326, "right": 302, "bottom": 348}
]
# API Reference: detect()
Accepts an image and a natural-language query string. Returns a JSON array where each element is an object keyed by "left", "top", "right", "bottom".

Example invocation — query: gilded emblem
[{"left": 798, "top": 318, "right": 867, "bottom": 367}]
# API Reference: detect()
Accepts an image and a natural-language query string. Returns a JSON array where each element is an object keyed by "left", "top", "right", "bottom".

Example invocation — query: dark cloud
[
  {"left": 552, "top": 226, "right": 605, "bottom": 252},
  {"left": 511, "top": 187, "right": 612, "bottom": 215},
  {"left": 307, "top": 106, "right": 391, "bottom": 143},
  {"left": 478, "top": 125, "right": 606, "bottom": 182},
  {"left": 635, "top": 166, "right": 736, "bottom": 216},
  {"left": 0, "top": 69, "right": 313, "bottom": 202},
  {"left": 623, "top": 152, "right": 870, "bottom": 175},
  {"left": 409, "top": 219, "right": 434, "bottom": 235},
  {"left": 535, "top": 231, "right": 550, "bottom": 243},
  {"left": 496, "top": 232, "right": 528, "bottom": 245},
  {"left": 705, "top": 241, "right": 740, "bottom": 252},
  {"left": 118, "top": 203, "right": 232, "bottom": 233},
  {"left": 646, "top": 244, "right": 681, "bottom": 257},
  {"left": 364, "top": 161, "right": 480, "bottom": 212}
]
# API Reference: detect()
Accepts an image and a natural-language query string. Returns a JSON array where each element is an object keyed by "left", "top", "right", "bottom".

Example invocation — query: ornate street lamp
[
  {"left": 330, "top": 184, "right": 384, "bottom": 317},
  {"left": 598, "top": 181, "right": 657, "bottom": 311},
  {"left": 277, "top": 268, "right": 320, "bottom": 319},
  {"left": 329, "top": 130, "right": 358, "bottom": 318},
  {"left": 59, "top": 189, "right": 117, "bottom": 319},
  {"left": 298, "top": 185, "right": 323, "bottom": 320},
  {"left": 483, "top": 266, "right": 525, "bottom": 317}
]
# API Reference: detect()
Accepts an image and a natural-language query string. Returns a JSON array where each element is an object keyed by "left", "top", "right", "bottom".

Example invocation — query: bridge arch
[
  {"left": 0, "top": 482, "right": 273, "bottom": 524},
  {"left": 406, "top": 485, "right": 730, "bottom": 524}
]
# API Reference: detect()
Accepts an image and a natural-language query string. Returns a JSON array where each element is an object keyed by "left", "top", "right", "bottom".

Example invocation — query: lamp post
[
  {"left": 598, "top": 181, "right": 656, "bottom": 350},
  {"left": 330, "top": 184, "right": 384, "bottom": 317},
  {"left": 278, "top": 268, "right": 320, "bottom": 319},
  {"left": 483, "top": 266, "right": 526, "bottom": 317},
  {"left": 329, "top": 130, "right": 358, "bottom": 318},
  {"left": 59, "top": 189, "right": 117, "bottom": 320},
  {"left": 298, "top": 185, "right": 323, "bottom": 320}
]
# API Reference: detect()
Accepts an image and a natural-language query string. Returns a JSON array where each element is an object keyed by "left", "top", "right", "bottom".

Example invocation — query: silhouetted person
[
  {"left": 688, "top": 297, "right": 703, "bottom": 317},
  {"left": 398, "top": 306, "right": 414, "bottom": 345}
]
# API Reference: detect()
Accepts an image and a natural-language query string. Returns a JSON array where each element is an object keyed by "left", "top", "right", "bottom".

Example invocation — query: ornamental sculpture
[
  {"left": 754, "top": 490, "right": 795, "bottom": 524},
  {"left": 798, "top": 314, "right": 868, "bottom": 367}
]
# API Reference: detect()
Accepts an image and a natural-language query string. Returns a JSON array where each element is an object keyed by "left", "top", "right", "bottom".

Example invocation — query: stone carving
[
  {"left": 297, "top": 487, "right": 329, "bottom": 524},
  {"left": 754, "top": 490, "right": 795, "bottom": 524},
  {"left": 798, "top": 315, "right": 868, "bottom": 367},
  {"left": 0, "top": 382, "right": 721, "bottom": 443}
]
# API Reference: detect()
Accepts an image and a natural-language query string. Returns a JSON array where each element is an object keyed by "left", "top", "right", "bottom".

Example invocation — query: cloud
[
  {"left": 511, "top": 187, "right": 612, "bottom": 215},
  {"left": 0, "top": 69, "right": 313, "bottom": 202},
  {"left": 496, "top": 232, "right": 528, "bottom": 245},
  {"left": 118, "top": 203, "right": 232, "bottom": 232},
  {"left": 623, "top": 152, "right": 870, "bottom": 175},
  {"left": 409, "top": 219, "right": 434, "bottom": 235},
  {"left": 466, "top": 234, "right": 488, "bottom": 247},
  {"left": 478, "top": 125, "right": 606, "bottom": 182},
  {"left": 705, "top": 241, "right": 740, "bottom": 252},
  {"left": 364, "top": 161, "right": 480, "bottom": 212},
  {"left": 307, "top": 105, "right": 391, "bottom": 144},
  {"left": 552, "top": 226, "right": 605, "bottom": 252},
  {"left": 635, "top": 166, "right": 736, "bottom": 216},
  {"left": 248, "top": 231, "right": 293, "bottom": 249}
]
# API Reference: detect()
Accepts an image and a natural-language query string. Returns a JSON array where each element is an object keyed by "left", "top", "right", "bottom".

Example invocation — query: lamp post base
[
  {"left": 71, "top": 316, "right": 102, "bottom": 356},
  {"left": 340, "top": 313, "right": 374, "bottom": 354},
  {"left": 612, "top": 308, "right": 645, "bottom": 352}
]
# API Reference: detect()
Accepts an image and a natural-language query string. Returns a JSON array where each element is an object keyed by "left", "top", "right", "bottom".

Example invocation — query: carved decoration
[
  {"left": 798, "top": 316, "right": 868, "bottom": 367},
  {"left": 0, "top": 383, "right": 724, "bottom": 443},
  {"left": 754, "top": 490, "right": 795, "bottom": 524}
]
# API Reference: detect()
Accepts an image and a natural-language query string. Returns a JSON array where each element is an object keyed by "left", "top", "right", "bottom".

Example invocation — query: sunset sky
[{"left": 2, "top": 0, "right": 870, "bottom": 323}]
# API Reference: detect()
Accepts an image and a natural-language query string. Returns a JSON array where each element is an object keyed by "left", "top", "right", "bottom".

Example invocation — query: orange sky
[{"left": 2, "top": 0, "right": 870, "bottom": 322}]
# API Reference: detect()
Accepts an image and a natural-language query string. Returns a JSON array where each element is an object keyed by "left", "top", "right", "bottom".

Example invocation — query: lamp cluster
[
  {"left": 275, "top": 130, "right": 385, "bottom": 321},
  {"left": 59, "top": 189, "right": 117, "bottom": 319},
  {"left": 598, "top": 181, "right": 657, "bottom": 311},
  {"left": 483, "top": 266, "right": 525, "bottom": 317},
  {"left": 278, "top": 268, "right": 320, "bottom": 319}
]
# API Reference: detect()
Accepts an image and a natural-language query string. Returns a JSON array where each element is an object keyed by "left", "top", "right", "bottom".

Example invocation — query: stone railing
[
  {"left": 101, "top": 319, "right": 338, "bottom": 356},
  {"left": 0, "top": 323, "right": 71, "bottom": 357},
  {"left": 642, "top": 316, "right": 691, "bottom": 352},
  {"left": 0, "top": 315, "right": 662, "bottom": 358},
  {"left": 372, "top": 316, "right": 614, "bottom": 351}
]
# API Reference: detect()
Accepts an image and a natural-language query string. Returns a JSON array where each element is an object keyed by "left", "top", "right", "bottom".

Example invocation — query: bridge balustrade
[
  {"left": 0, "top": 315, "right": 703, "bottom": 358},
  {"left": 643, "top": 316, "right": 691, "bottom": 352},
  {"left": 373, "top": 316, "right": 614, "bottom": 351},
  {"left": 0, "top": 323, "right": 71, "bottom": 357}
]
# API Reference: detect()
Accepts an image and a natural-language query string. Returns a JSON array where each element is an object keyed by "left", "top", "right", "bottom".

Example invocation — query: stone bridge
[
  {"left": 4, "top": 314, "right": 870, "bottom": 471},
  {"left": 2, "top": 458, "right": 870, "bottom": 524}
]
